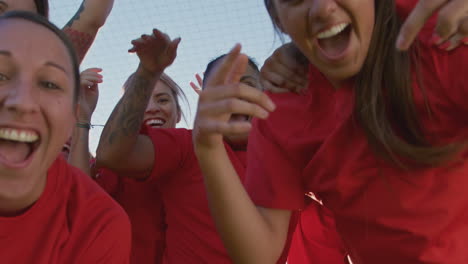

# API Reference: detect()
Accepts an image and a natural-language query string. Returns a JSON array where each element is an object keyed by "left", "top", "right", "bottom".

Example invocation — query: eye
[
  {"left": 40, "top": 81, "right": 62, "bottom": 90},
  {"left": 158, "top": 98, "right": 169, "bottom": 104}
]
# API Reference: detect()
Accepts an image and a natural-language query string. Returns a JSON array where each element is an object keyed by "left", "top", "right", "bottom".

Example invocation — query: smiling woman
[{"left": 0, "top": 11, "right": 131, "bottom": 264}]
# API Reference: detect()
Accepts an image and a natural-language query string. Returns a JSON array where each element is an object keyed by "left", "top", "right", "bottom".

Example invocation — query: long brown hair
[
  {"left": 34, "top": 0, "right": 49, "bottom": 18},
  {"left": 264, "top": 0, "right": 461, "bottom": 166}
]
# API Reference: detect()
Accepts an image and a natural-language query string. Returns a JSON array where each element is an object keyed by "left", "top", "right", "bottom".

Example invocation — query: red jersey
[
  {"left": 245, "top": 20, "right": 468, "bottom": 264},
  {"left": 144, "top": 128, "right": 292, "bottom": 263},
  {"left": 95, "top": 167, "right": 166, "bottom": 264},
  {"left": 0, "top": 157, "right": 131, "bottom": 263},
  {"left": 288, "top": 198, "right": 348, "bottom": 264}
]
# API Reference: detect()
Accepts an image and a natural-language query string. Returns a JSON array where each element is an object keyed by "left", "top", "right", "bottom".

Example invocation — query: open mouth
[
  {"left": 0, "top": 127, "right": 40, "bottom": 168},
  {"left": 315, "top": 23, "right": 352, "bottom": 60},
  {"left": 145, "top": 118, "right": 166, "bottom": 128}
]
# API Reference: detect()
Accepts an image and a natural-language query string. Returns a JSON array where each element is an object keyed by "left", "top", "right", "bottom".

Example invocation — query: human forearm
[
  {"left": 62, "top": 0, "right": 114, "bottom": 62},
  {"left": 68, "top": 124, "right": 92, "bottom": 176},
  {"left": 96, "top": 67, "right": 159, "bottom": 168},
  {"left": 196, "top": 145, "right": 290, "bottom": 264}
]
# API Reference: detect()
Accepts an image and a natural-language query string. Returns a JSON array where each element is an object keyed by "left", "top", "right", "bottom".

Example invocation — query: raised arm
[
  {"left": 62, "top": 0, "right": 115, "bottom": 62},
  {"left": 193, "top": 45, "right": 291, "bottom": 264},
  {"left": 96, "top": 29, "right": 180, "bottom": 179},
  {"left": 68, "top": 68, "right": 102, "bottom": 175}
]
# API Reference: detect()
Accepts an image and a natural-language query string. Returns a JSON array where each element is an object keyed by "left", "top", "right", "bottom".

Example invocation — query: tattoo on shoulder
[
  {"left": 62, "top": 27, "right": 95, "bottom": 63},
  {"left": 65, "top": 2, "right": 85, "bottom": 28}
]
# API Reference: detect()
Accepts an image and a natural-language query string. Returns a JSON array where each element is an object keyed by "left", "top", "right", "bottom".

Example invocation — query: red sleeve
[
  {"left": 142, "top": 128, "right": 192, "bottom": 183},
  {"left": 245, "top": 93, "right": 306, "bottom": 210}
]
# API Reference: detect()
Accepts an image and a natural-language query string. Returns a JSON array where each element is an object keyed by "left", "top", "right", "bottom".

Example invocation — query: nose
[
  {"left": 4, "top": 78, "right": 39, "bottom": 115},
  {"left": 308, "top": 0, "right": 338, "bottom": 22},
  {"left": 144, "top": 100, "right": 161, "bottom": 115}
]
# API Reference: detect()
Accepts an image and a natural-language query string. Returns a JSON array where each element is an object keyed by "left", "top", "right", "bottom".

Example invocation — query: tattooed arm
[
  {"left": 62, "top": 0, "right": 114, "bottom": 63},
  {"left": 96, "top": 29, "right": 181, "bottom": 179}
]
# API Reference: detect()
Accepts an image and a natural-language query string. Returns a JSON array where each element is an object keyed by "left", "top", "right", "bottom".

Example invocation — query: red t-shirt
[
  {"left": 0, "top": 156, "right": 131, "bottom": 263},
  {"left": 95, "top": 167, "right": 166, "bottom": 264},
  {"left": 144, "top": 128, "right": 293, "bottom": 263},
  {"left": 288, "top": 197, "right": 348, "bottom": 264},
  {"left": 245, "top": 21, "right": 468, "bottom": 264}
]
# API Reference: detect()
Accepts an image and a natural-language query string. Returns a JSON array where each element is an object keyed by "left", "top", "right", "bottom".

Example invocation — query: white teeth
[
  {"left": 317, "top": 23, "right": 349, "bottom": 39},
  {"left": 146, "top": 119, "right": 165, "bottom": 126},
  {"left": 0, "top": 128, "right": 39, "bottom": 143}
]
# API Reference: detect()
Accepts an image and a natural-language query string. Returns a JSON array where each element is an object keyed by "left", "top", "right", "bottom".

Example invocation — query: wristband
[{"left": 76, "top": 122, "right": 91, "bottom": 129}]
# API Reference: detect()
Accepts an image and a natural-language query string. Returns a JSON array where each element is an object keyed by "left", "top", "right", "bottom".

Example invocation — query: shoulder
[
  {"left": 55, "top": 157, "right": 129, "bottom": 228},
  {"left": 49, "top": 158, "right": 131, "bottom": 261}
]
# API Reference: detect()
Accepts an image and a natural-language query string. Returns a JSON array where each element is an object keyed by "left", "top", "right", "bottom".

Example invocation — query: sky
[{"left": 49, "top": 0, "right": 283, "bottom": 154}]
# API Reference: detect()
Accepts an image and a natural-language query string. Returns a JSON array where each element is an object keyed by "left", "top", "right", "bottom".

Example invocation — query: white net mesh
[{"left": 49, "top": 0, "right": 284, "bottom": 153}]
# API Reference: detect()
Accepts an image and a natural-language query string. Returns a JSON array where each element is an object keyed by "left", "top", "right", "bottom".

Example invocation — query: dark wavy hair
[
  {"left": 34, "top": 0, "right": 49, "bottom": 18},
  {"left": 264, "top": 0, "right": 461, "bottom": 166},
  {"left": 0, "top": 11, "right": 80, "bottom": 104},
  {"left": 202, "top": 54, "right": 260, "bottom": 88}
]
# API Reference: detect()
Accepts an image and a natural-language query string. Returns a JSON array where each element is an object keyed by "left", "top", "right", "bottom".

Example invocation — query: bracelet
[{"left": 76, "top": 122, "right": 91, "bottom": 129}]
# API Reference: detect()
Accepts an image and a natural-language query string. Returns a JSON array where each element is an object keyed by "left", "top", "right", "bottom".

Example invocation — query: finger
[
  {"left": 445, "top": 33, "right": 465, "bottom": 50},
  {"left": 198, "top": 119, "right": 252, "bottom": 136},
  {"left": 200, "top": 83, "right": 275, "bottom": 111},
  {"left": 205, "top": 44, "right": 242, "bottom": 87},
  {"left": 168, "top": 37, "right": 181, "bottom": 56},
  {"left": 88, "top": 67, "right": 102, "bottom": 72},
  {"left": 267, "top": 53, "right": 308, "bottom": 85},
  {"left": 190, "top": 82, "right": 202, "bottom": 95},
  {"left": 82, "top": 72, "right": 103, "bottom": 79},
  {"left": 83, "top": 75, "right": 103, "bottom": 84},
  {"left": 128, "top": 39, "right": 145, "bottom": 52},
  {"left": 198, "top": 98, "right": 270, "bottom": 119},
  {"left": 260, "top": 79, "right": 290, "bottom": 93},
  {"left": 397, "top": 0, "right": 446, "bottom": 50},
  {"left": 81, "top": 80, "right": 94, "bottom": 87},
  {"left": 196, "top": 73, "right": 203, "bottom": 87},
  {"left": 435, "top": 0, "right": 468, "bottom": 40},
  {"left": 260, "top": 70, "right": 305, "bottom": 92},
  {"left": 226, "top": 54, "right": 249, "bottom": 84},
  {"left": 268, "top": 60, "right": 307, "bottom": 87},
  {"left": 82, "top": 68, "right": 102, "bottom": 74}
]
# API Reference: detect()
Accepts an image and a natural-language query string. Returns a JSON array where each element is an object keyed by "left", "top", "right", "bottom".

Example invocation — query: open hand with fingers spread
[
  {"left": 78, "top": 67, "right": 102, "bottom": 122},
  {"left": 129, "top": 29, "right": 181, "bottom": 77},
  {"left": 193, "top": 44, "right": 276, "bottom": 150},
  {"left": 397, "top": 0, "right": 468, "bottom": 50},
  {"left": 189, "top": 73, "right": 204, "bottom": 95}
]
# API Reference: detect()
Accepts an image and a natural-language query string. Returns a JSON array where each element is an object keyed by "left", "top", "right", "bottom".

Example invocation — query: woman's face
[
  {"left": 272, "top": 0, "right": 375, "bottom": 86},
  {"left": 0, "top": 19, "right": 75, "bottom": 187},
  {"left": 0, "top": 0, "right": 37, "bottom": 15},
  {"left": 143, "top": 80, "right": 180, "bottom": 129}
]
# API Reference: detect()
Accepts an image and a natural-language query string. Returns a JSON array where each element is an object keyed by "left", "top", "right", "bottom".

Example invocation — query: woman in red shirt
[
  {"left": 0, "top": 11, "right": 130, "bottom": 263},
  {"left": 94, "top": 72, "right": 186, "bottom": 264},
  {"left": 192, "top": 0, "right": 468, "bottom": 263}
]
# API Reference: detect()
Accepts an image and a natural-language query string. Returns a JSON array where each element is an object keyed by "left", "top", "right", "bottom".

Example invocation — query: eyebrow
[
  {"left": 155, "top": 92, "right": 170, "bottom": 97},
  {"left": 45, "top": 62, "right": 69, "bottom": 74}
]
